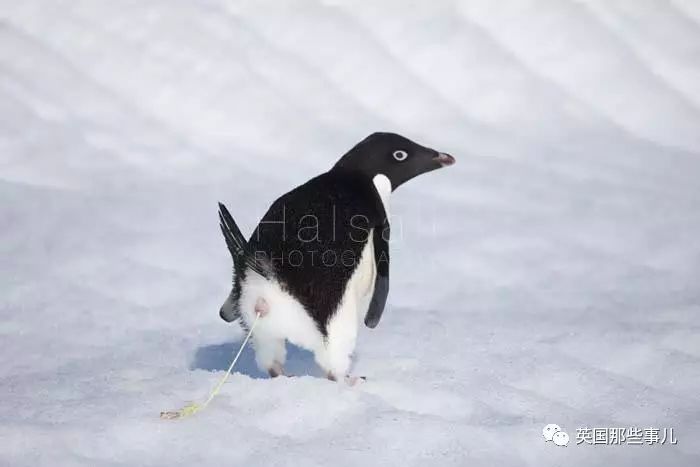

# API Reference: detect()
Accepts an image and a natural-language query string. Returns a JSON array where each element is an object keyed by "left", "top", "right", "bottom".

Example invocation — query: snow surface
[{"left": 1, "top": 1, "right": 700, "bottom": 465}]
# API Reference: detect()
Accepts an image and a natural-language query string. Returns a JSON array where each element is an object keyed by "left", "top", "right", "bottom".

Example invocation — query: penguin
[{"left": 218, "top": 132, "right": 455, "bottom": 383}]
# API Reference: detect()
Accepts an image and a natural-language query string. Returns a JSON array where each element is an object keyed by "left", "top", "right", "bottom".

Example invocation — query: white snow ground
[{"left": 1, "top": 0, "right": 700, "bottom": 465}]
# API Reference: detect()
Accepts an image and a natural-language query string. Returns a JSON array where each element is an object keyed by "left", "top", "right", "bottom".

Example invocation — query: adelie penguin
[{"left": 218, "top": 132, "right": 455, "bottom": 383}]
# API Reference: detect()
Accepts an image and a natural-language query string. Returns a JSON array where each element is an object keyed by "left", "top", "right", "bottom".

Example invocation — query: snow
[{"left": 1, "top": 1, "right": 700, "bottom": 465}]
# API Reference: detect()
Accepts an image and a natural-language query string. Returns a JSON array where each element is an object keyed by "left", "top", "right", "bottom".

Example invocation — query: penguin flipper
[
  {"left": 364, "top": 219, "right": 390, "bottom": 328},
  {"left": 219, "top": 288, "right": 238, "bottom": 322},
  {"left": 218, "top": 202, "right": 269, "bottom": 278}
]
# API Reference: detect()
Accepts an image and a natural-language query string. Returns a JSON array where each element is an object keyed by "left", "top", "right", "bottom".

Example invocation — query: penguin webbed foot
[
  {"left": 345, "top": 375, "right": 366, "bottom": 387},
  {"left": 268, "top": 361, "right": 285, "bottom": 378},
  {"left": 326, "top": 372, "right": 366, "bottom": 386}
]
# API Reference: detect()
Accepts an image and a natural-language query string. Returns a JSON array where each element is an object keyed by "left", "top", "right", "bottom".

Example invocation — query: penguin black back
[{"left": 249, "top": 169, "right": 385, "bottom": 334}]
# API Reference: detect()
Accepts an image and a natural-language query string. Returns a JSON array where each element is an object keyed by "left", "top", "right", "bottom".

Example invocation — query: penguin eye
[{"left": 392, "top": 150, "right": 408, "bottom": 161}]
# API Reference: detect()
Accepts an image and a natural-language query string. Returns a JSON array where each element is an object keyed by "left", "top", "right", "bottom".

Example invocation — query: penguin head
[{"left": 333, "top": 132, "right": 455, "bottom": 190}]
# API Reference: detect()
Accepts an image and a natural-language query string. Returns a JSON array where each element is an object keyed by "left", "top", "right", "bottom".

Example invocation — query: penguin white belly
[
  {"left": 318, "top": 234, "right": 376, "bottom": 377},
  {"left": 349, "top": 229, "right": 377, "bottom": 321}
]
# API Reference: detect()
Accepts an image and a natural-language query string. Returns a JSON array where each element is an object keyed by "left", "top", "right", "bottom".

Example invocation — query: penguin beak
[{"left": 433, "top": 152, "right": 455, "bottom": 167}]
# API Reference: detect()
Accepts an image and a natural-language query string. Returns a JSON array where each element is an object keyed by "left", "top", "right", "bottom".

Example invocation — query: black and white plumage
[{"left": 218, "top": 132, "right": 455, "bottom": 381}]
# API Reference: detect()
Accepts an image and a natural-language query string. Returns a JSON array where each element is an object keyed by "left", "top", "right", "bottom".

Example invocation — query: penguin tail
[
  {"left": 218, "top": 202, "right": 248, "bottom": 258},
  {"left": 218, "top": 202, "right": 270, "bottom": 278}
]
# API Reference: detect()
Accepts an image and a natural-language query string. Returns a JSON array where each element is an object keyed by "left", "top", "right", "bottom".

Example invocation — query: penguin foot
[
  {"left": 326, "top": 372, "right": 366, "bottom": 386},
  {"left": 344, "top": 376, "right": 366, "bottom": 387},
  {"left": 268, "top": 361, "right": 285, "bottom": 378}
]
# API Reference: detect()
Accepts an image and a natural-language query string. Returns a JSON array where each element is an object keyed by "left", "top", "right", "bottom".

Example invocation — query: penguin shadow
[{"left": 190, "top": 340, "right": 321, "bottom": 379}]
